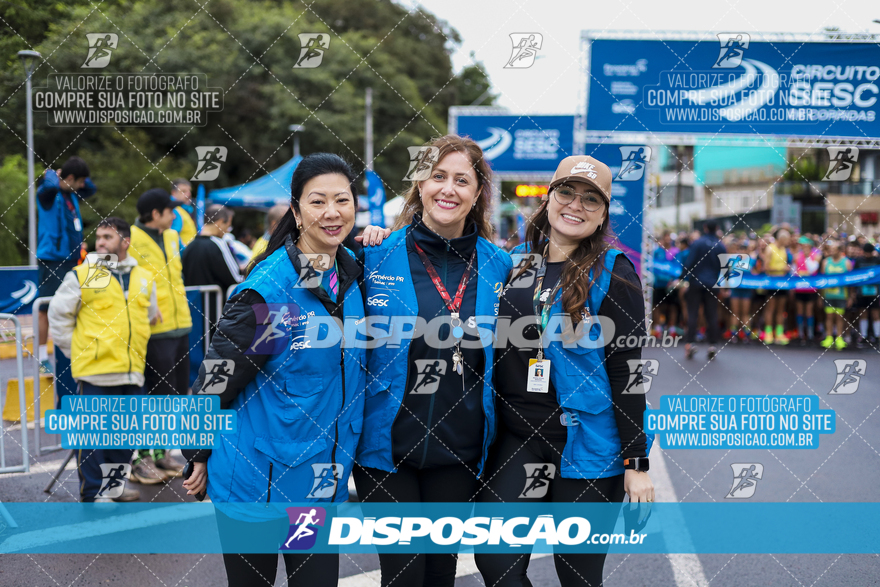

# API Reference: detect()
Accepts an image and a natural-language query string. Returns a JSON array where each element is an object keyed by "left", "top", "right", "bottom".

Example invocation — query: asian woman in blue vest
[
  {"left": 475, "top": 156, "right": 655, "bottom": 587},
  {"left": 354, "top": 135, "right": 512, "bottom": 586},
  {"left": 181, "top": 153, "right": 366, "bottom": 587}
]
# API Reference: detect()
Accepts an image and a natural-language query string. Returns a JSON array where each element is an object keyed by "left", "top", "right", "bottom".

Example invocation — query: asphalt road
[{"left": 1, "top": 339, "right": 878, "bottom": 586}]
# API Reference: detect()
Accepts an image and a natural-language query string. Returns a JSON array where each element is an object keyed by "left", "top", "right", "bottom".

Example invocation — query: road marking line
[{"left": 653, "top": 448, "right": 710, "bottom": 587}]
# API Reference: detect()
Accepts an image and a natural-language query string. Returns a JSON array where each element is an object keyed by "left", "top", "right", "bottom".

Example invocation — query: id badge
[
  {"left": 527, "top": 359, "right": 551, "bottom": 393},
  {"left": 73, "top": 217, "right": 82, "bottom": 231}
]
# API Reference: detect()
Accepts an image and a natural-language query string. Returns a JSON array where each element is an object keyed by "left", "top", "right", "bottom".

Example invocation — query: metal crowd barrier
[
  {"left": 0, "top": 313, "right": 29, "bottom": 474},
  {"left": 31, "top": 297, "right": 61, "bottom": 456},
  {"left": 186, "top": 284, "right": 223, "bottom": 357}
]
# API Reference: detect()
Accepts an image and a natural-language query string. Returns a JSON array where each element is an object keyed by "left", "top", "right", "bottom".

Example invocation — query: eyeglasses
[{"left": 552, "top": 185, "right": 605, "bottom": 212}]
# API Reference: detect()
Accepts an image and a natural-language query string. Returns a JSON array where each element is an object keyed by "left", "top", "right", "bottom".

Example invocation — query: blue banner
[
  {"left": 2, "top": 502, "right": 878, "bottom": 554},
  {"left": 652, "top": 259, "right": 880, "bottom": 290},
  {"left": 0, "top": 266, "right": 38, "bottom": 315},
  {"left": 584, "top": 143, "right": 646, "bottom": 275},
  {"left": 195, "top": 183, "right": 206, "bottom": 231},
  {"left": 454, "top": 115, "right": 575, "bottom": 173},
  {"left": 587, "top": 37, "right": 880, "bottom": 139},
  {"left": 365, "top": 169, "right": 385, "bottom": 227}
]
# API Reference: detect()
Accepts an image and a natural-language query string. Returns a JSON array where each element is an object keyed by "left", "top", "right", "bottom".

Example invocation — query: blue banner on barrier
[
  {"left": 1, "top": 502, "right": 878, "bottom": 554},
  {"left": 366, "top": 170, "right": 385, "bottom": 228},
  {"left": 587, "top": 37, "right": 880, "bottom": 139},
  {"left": 0, "top": 266, "right": 39, "bottom": 315},
  {"left": 651, "top": 259, "right": 880, "bottom": 290},
  {"left": 455, "top": 115, "right": 575, "bottom": 174}
]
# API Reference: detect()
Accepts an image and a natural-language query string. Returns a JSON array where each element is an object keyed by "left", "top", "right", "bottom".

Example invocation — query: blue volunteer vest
[
  {"left": 206, "top": 244, "right": 366, "bottom": 510},
  {"left": 356, "top": 227, "right": 513, "bottom": 475},
  {"left": 511, "top": 243, "right": 655, "bottom": 479}
]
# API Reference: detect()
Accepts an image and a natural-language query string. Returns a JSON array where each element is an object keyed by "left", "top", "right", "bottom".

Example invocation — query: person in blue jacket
[
  {"left": 36, "top": 156, "right": 97, "bottom": 377},
  {"left": 355, "top": 135, "right": 512, "bottom": 587},
  {"left": 181, "top": 153, "right": 366, "bottom": 587},
  {"left": 475, "top": 156, "right": 655, "bottom": 587}
]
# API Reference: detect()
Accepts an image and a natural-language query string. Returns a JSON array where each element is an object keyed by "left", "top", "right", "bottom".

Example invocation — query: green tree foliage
[
  {"left": 0, "top": 155, "right": 30, "bottom": 265},
  {"left": 0, "top": 0, "right": 496, "bottom": 264}
]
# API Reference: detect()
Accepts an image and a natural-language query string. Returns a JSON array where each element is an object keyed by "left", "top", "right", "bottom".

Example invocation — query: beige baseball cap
[{"left": 548, "top": 156, "right": 612, "bottom": 204}]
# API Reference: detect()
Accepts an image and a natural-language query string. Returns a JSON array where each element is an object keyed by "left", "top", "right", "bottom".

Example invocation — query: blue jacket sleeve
[
  {"left": 76, "top": 178, "right": 97, "bottom": 199},
  {"left": 37, "top": 170, "right": 60, "bottom": 210}
]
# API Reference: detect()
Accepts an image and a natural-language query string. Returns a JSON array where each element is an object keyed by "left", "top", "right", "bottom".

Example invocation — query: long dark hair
[
  {"left": 249, "top": 153, "right": 357, "bottom": 273},
  {"left": 521, "top": 198, "right": 639, "bottom": 327}
]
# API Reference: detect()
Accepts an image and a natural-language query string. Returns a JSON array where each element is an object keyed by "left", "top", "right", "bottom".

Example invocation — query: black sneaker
[{"left": 707, "top": 346, "right": 717, "bottom": 361}]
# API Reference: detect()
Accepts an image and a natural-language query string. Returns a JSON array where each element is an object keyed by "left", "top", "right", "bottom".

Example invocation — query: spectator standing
[
  {"left": 127, "top": 189, "right": 192, "bottom": 482},
  {"left": 47, "top": 217, "right": 158, "bottom": 502},
  {"left": 170, "top": 178, "right": 197, "bottom": 247},
  {"left": 249, "top": 203, "right": 288, "bottom": 260},
  {"left": 182, "top": 204, "right": 243, "bottom": 326},
  {"left": 36, "top": 156, "right": 96, "bottom": 377},
  {"left": 682, "top": 221, "right": 726, "bottom": 359}
]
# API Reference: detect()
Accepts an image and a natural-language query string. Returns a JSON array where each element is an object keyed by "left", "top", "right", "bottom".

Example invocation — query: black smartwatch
[{"left": 623, "top": 457, "right": 649, "bottom": 472}]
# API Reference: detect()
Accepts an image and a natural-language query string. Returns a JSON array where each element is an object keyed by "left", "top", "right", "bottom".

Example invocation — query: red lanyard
[{"left": 412, "top": 241, "right": 475, "bottom": 316}]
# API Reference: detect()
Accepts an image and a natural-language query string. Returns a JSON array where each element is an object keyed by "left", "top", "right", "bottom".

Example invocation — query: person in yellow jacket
[
  {"left": 170, "top": 178, "right": 197, "bottom": 247},
  {"left": 48, "top": 217, "right": 160, "bottom": 501},
  {"left": 127, "top": 188, "right": 193, "bottom": 481},
  {"left": 249, "top": 203, "right": 288, "bottom": 261},
  {"left": 761, "top": 228, "right": 794, "bottom": 344}
]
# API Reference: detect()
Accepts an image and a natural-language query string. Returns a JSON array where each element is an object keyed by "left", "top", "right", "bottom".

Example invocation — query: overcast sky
[{"left": 407, "top": 0, "right": 880, "bottom": 114}]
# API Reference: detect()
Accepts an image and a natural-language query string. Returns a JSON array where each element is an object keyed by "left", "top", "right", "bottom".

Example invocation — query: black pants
[
  {"left": 475, "top": 431, "right": 625, "bottom": 587},
  {"left": 685, "top": 284, "right": 720, "bottom": 344},
  {"left": 216, "top": 509, "right": 338, "bottom": 587},
  {"left": 75, "top": 382, "right": 140, "bottom": 501},
  {"left": 353, "top": 461, "right": 480, "bottom": 587},
  {"left": 144, "top": 334, "right": 191, "bottom": 395}
]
